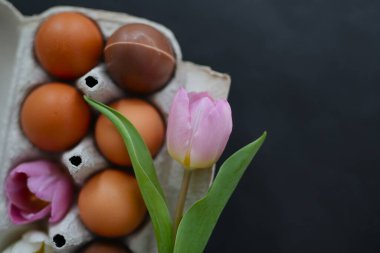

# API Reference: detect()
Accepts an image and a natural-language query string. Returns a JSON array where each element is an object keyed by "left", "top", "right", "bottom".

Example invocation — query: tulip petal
[
  {"left": 167, "top": 88, "right": 192, "bottom": 164},
  {"left": 15, "top": 160, "right": 55, "bottom": 177},
  {"left": 27, "top": 176, "right": 56, "bottom": 202},
  {"left": 2, "top": 239, "right": 38, "bottom": 253},
  {"left": 24, "top": 161, "right": 73, "bottom": 223},
  {"left": 5, "top": 173, "right": 36, "bottom": 212},
  {"left": 3, "top": 230, "right": 53, "bottom": 253},
  {"left": 5, "top": 160, "right": 73, "bottom": 224},
  {"left": 186, "top": 96, "right": 215, "bottom": 168},
  {"left": 21, "top": 161, "right": 59, "bottom": 201},
  {"left": 23, "top": 231, "right": 55, "bottom": 253},
  {"left": 49, "top": 177, "right": 73, "bottom": 223},
  {"left": 211, "top": 100, "right": 233, "bottom": 157},
  {"left": 9, "top": 203, "right": 51, "bottom": 224},
  {"left": 189, "top": 99, "right": 232, "bottom": 169},
  {"left": 188, "top": 94, "right": 214, "bottom": 129},
  {"left": 188, "top": 91, "right": 211, "bottom": 104}
]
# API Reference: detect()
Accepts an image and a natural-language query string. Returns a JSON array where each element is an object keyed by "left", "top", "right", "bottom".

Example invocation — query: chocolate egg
[
  {"left": 20, "top": 82, "right": 91, "bottom": 152},
  {"left": 78, "top": 169, "right": 146, "bottom": 238},
  {"left": 35, "top": 12, "right": 103, "bottom": 79},
  {"left": 95, "top": 98, "right": 165, "bottom": 166},
  {"left": 104, "top": 23, "right": 175, "bottom": 94}
]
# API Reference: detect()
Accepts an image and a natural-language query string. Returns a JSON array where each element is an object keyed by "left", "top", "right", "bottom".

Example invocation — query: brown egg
[
  {"left": 78, "top": 169, "right": 146, "bottom": 238},
  {"left": 80, "top": 241, "right": 131, "bottom": 253},
  {"left": 20, "top": 82, "right": 91, "bottom": 152},
  {"left": 104, "top": 23, "right": 176, "bottom": 94},
  {"left": 95, "top": 98, "right": 165, "bottom": 166},
  {"left": 35, "top": 12, "right": 103, "bottom": 79}
]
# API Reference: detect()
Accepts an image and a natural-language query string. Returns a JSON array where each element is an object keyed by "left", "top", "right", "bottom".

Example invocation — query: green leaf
[
  {"left": 84, "top": 96, "right": 174, "bottom": 253},
  {"left": 174, "top": 132, "right": 267, "bottom": 253}
]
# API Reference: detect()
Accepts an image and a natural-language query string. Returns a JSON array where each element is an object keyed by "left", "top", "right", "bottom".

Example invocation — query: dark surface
[{"left": 8, "top": 0, "right": 380, "bottom": 252}]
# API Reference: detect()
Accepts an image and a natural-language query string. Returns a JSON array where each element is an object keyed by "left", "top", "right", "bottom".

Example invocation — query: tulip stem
[{"left": 174, "top": 169, "right": 192, "bottom": 235}]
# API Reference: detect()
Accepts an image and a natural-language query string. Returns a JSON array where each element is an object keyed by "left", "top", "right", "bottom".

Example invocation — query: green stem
[{"left": 173, "top": 169, "right": 192, "bottom": 235}]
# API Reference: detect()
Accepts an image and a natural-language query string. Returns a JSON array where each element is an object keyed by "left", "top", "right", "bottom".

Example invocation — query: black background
[{"left": 7, "top": 0, "right": 380, "bottom": 252}]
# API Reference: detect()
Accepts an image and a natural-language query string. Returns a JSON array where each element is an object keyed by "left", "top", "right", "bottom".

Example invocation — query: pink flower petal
[
  {"left": 188, "top": 91, "right": 211, "bottom": 104},
  {"left": 6, "top": 173, "right": 35, "bottom": 211},
  {"left": 188, "top": 95, "right": 215, "bottom": 134},
  {"left": 189, "top": 99, "right": 232, "bottom": 169},
  {"left": 27, "top": 173, "right": 60, "bottom": 202},
  {"left": 167, "top": 88, "right": 192, "bottom": 164},
  {"left": 14, "top": 160, "right": 56, "bottom": 177},
  {"left": 5, "top": 160, "right": 74, "bottom": 224},
  {"left": 9, "top": 203, "right": 51, "bottom": 224},
  {"left": 212, "top": 100, "right": 233, "bottom": 156},
  {"left": 167, "top": 88, "right": 233, "bottom": 169},
  {"left": 49, "top": 176, "right": 73, "bottom": 223}
]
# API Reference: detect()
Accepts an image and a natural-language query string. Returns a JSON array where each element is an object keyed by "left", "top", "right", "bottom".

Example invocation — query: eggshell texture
[
  {"left": 34, "top": 12, "right": 103, "bottom": 80},
  {"left": 104, "top": 23, "right": 176, "bottom": 94},
  {"left": 78, "top": 169, "right": 146, "bottom": 238},
  {"left": 95, "top": 98, "right": 165, "bottom": 166},
  {"left": 80, "top": 241, "right": 131, "bottom": 253},
  {"left": 20, "top": 82, "right": 91, "bottom": 152}
]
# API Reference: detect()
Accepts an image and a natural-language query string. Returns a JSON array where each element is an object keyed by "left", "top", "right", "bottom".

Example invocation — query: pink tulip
[
  {"left": 5, "top": 160, "right": 74, "bottom": 224},
  {"left": 167, "top": 88, "right": 232, "bottom": 169}
]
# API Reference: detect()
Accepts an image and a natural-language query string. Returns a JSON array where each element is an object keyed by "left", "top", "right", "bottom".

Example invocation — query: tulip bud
[
  {"left": 167, "top": 88, "right": 232, "bottom": 169},
  {"left": 2, "top": 230, "right": 54, "bottom": 253},
  {"left": 5, "top": 160, "right": 74, "bottom": 224}
]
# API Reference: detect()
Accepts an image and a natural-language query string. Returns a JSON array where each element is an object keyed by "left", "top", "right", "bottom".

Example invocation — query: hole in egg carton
[
  {"left": 85, "top": 76, "right": 98, "bottom": 88},
  {"left": 48, "top": 206, "right": 92, "bottom": 252},
  {"left": 77, "top": 64, "right": 124, "bottom": 104},
  {"left": 61, "top": 137, "right": 108, "bottom": 185},
  {"left": 53, "top": 234, "right": 66, "bottom": 248},
  {"left": 69, "top": 155, "right": 82, "bottom": 167}
]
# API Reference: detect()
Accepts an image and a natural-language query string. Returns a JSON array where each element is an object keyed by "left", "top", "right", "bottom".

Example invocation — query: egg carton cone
[
  {"left": 0, "top": 0, "right": 231, "bottom": 252},
  {"left": 48, "top": 207, "right": 92, "bottom": 253},
  {"left": 76, "top": 64, "right": 125, "bottom": 104},
  {"left": 61, "top": 136, "right": 108, "bottom": 185}
]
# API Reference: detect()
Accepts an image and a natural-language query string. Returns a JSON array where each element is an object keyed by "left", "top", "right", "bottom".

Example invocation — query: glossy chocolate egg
[
  {"left": 95, "top": 98, "right": 165, "bottom": 166},
  {"left": 35, "top": 12, "right": 103, "bottom": 79},
  {"left": 104, "top": 23, "right": 175, "bottom": 94},
  {"left": 20, "top": 82, "right": 91, "bottom": 152},
  {"left": 78, "top": 169, "right": 146, "bottom": 238}
]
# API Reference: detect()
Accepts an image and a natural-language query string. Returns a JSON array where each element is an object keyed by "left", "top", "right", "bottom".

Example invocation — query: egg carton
[{"left": 0, "top": 0, "right": 231, "bottom": 252}]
